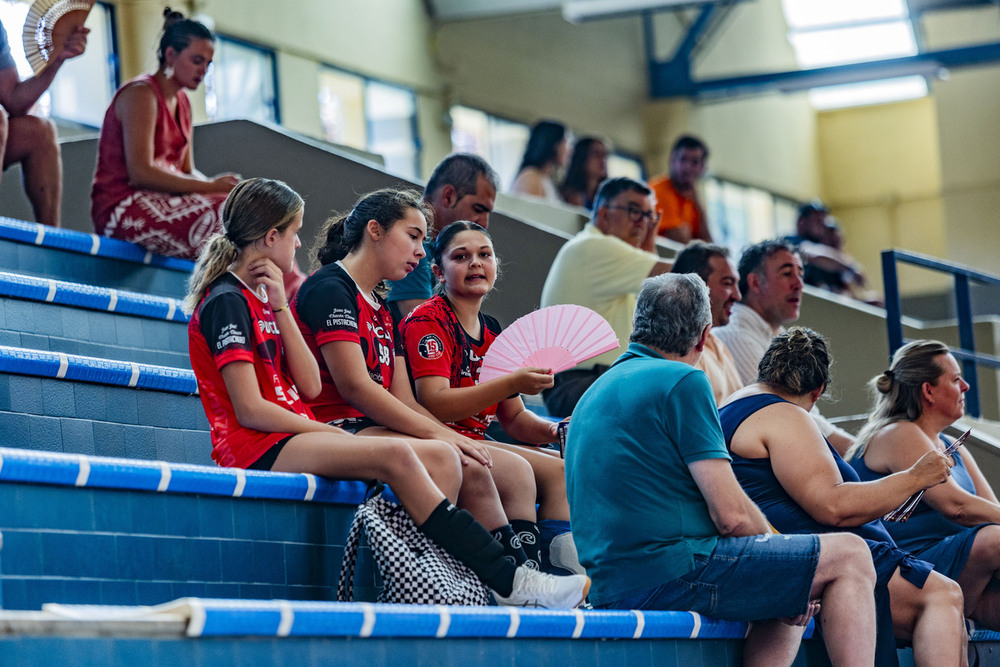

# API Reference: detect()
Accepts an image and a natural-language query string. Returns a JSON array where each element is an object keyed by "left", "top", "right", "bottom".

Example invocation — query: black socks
[
  {"left": 419, "top": 499, "right": 517, "bottom": 596},
  {"left": 509, "top": 519, "right": 542, "bottom": 571}
]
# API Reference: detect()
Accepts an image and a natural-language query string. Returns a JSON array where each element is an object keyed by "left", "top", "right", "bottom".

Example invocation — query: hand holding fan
[
  {"left": 478, "top": 304, "right": 619, "bottom": 384},
  {"left": 22, "top": 0, "right": 94, "bottom": 75}
]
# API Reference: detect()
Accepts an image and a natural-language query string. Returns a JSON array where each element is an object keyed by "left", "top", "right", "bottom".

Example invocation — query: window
[
  {"left": 205, "top": 36, "right": 277, "bottom": 124},
  {"left": 704, "top": 177, "right": 798, "bottom": 254},
  {"left": 0, "top": 1, "right": 116, "bottom": 127},
  {"left": 318, "top": 66, "right": 420, "bottom": 180},
  {"left": 782, "top": 0, "right": 927, "bottom": 110},
  {"left": 450, "top": 106, "right": 529, "bottom": 190}
]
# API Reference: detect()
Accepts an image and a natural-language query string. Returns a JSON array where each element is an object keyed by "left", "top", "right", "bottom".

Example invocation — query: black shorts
[
  {"left": 329, "top": 416, "right": 380, "bottom": 434},
  {"left": 247, "top": 435, "right": 293, "bottom": 471}
]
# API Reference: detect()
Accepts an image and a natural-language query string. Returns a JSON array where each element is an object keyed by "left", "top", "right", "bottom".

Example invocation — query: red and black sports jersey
[
  {"left": 188, "top": 272, "right": 313, "bottom": 468},
  {"left": 293, "top": 262, "right": 401, "bottom": 423},
  {"left": 401, "top": 294, "right": 502, "bottom": 439}
]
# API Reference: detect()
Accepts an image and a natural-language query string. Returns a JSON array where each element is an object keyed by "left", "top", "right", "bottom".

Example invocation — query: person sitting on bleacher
[
  {"left": 400, "top": 221, "right": 583, "bottom": 575},
  {"left": 0, "top": 13, "right": 87, "bottom": 227},
  {"left": 670, "top": 241, "right": 743, "bottom": 405},
  {"left": 90, "top": 9, "right": 239, "bottom": 260},
  {"left": 566, "top": 274, "right": 878, "bottom": 667},
  {"left": 720, "top": 328, "right": 966, "bottom": 665},
  {"left": 850, "top": 340, "right": 1000, "bottom": 631},
  {"left": 510, "top": 120, "right": 568, "bottom": 203},
  {"left": 185, "top": 177, "right": 589, "bottom": 609},
  {"left": 386, "top": 152, "right": 499, "bottom": 323},
  {"left": 292, "top": 188, "right": 589, "bottom": 595},
  {"left": 540, "top": 176, "right": 671, "bottom": 417}
]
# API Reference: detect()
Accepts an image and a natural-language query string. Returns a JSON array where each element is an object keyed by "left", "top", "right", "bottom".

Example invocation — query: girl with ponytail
[
  {"left": 187, "top": 179, "right": 587, "bottom": 608},
  {"left": 851, "top": 340, "right": 1000, "bottom": 630},
  {"left": 293, "top": 189, "right": 585, "bottom": 581}
]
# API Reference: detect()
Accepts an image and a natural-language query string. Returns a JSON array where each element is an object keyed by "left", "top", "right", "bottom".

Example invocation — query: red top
[
  {"left": 650, "top": 175, "right": 702, "bottom": 239},
  {"left": 401, "top": 295, "right": 502, "bottom": 439},
  {"left": 91, "top": 74, "right": 192, "bottom": 229},
  {"left": 188, "top": 273, "right": 313, "bottom": 468},
  {"left": 293, "top": 262, "right": 400, "bottom": 423}
]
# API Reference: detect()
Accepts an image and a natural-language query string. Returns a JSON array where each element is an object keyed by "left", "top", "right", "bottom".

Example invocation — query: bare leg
[
  {"left": 743, "top": 620, "right": 806, "bottom": 667},
  {"left": 269, "top": 431, "right": 458, "bottom": 523},
  {"left": 482, "top": 444, "right": 537, "bottom": 522},
  {"left": 358, "top": 426, "right": 509, "bottom": 530},
  {"left": 490, "top": 442, "right": 569, "bottom": 521},
  {"left": 4, "top": 115, "right": 61, "bottom": 227},
  {"left": 803, "top": 533, "right": 877, "bottom": 667},
  {"left": 888, "top": 569, "right": 967, "bottom": 667},
  {"left": 956, "top": 525, "right": 1000, "bottom": 629}
]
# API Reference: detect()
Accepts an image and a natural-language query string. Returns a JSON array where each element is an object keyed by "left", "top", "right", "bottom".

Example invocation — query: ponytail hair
[
  {"left": 184, "top": 178, "right": 303, "bottom": 314},
  {"left": 849, "top": 340, "right": 951, "bottom": 460},
  {"left": 311, "top": 188, "right": 431, "bottom": 267},
  {"left": 158, "top": 7, "right": 214, "bottom": 68}
]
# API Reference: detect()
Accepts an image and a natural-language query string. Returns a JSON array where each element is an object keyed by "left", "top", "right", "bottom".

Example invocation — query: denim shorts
[{"left": 603, "top": 533, "right": 820, "bottom": 622}]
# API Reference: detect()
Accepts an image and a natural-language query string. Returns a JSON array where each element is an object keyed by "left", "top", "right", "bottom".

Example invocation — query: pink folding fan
[{"left": 478, "top": 304, "right": 619, "bottom": 383}]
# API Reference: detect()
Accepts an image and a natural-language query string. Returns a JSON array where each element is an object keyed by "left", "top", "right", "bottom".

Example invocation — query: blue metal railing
[{"left": 882, "top": 249, "right": 1000, "bottom": 418}]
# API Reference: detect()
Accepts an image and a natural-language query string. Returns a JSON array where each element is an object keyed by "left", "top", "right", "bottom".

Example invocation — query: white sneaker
[
  {"left": 493, "top": 566, "right": 591, "bottom": 609},
  {"left": 548, "top": 532, "right": 587, "bottom": 575}
]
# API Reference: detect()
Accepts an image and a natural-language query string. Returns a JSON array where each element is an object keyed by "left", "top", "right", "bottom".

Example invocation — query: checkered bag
[{"left": 337, "top": 487, "right": 491, "bottom": 605}]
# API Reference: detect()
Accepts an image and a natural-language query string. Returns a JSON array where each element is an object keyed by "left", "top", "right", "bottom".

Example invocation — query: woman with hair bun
[
  {"left": 91, "top": 8, "right": 239, "bottom": 259},
  {"left": 850, "top": 340, "right": 1000, "bottom": 629},
  {"left": 186, "top": 178, "right": 588, "bottom": 609},
  {"left": 510, "top": 120, "right": 568, "bottom": 202},
  {"left": 719, "top": 327, "right": 965, "bottom": 665},
  {"left": 291, "top": 189, "right": 589, "bottom": 602}
]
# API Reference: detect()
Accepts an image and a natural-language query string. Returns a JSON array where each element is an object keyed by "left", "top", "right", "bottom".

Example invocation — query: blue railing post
[
  {"left": 881, "top": 250, "right": 904, "bottom": 357},
  {"left": 954, "top": 274, "right": 981, "bottom": 418}
]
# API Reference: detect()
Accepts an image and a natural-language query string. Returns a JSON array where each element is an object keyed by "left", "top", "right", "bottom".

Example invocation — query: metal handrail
[{"left": 881, "top": 249, "right": 1000, "bottom": 418}]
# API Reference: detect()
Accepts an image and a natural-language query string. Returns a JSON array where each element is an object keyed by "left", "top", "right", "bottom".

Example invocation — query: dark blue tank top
[
  {"left": 852, "top": 439, "right": 976, "bottom": 555},
  {"left": 718, "top": 393, "right": 898, "bottom": 545}
]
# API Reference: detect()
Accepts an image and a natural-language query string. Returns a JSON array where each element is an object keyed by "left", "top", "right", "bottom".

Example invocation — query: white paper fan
[
  {"left": 22, "top": 0, "right": 94, "bottom": 75},
  {"left": 478, "top": 304, "right": 620, "bottom": 383}
]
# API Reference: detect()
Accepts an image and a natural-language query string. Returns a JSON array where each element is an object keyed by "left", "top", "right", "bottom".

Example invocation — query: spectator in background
[
  {"left": 0, "top": 14, "right": 88, "bottom": 227},
  {"left": 650, "top": 134, "right": 713, "bottom": 244},
  {"left": 671, "top": 241, "right": 743, "bottom": 405},
  {"left": 510, "top": 120, "right": 568, "bottom": 203},
  {"left": 559, "top": 136, "right": 607, "bottom": 210},
  {"left": 540, "top": 177, "right": 671, "bottom": 417},
  {"left": 386, "top": 153, "right": 499, "bottom": 322},
  {"left": 91, "top": 10, "right": 239, "bottom": 260},
  {"left": 714, "top": 239, "right": 856, "bottom": 456},
  {"left": 786, "top": 202, "right": 876, "bottom": 304}
]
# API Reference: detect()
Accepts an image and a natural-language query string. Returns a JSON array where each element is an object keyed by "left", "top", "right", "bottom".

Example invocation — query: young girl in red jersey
[
  {"left": 186, "top": 178, "right": 588, "bottom": 608},
  {"left": 294, "top": 189, "right": 560, "bottom": 574},
  {"left": 401, "top": 221, "right": 583, "bottom": 575}
]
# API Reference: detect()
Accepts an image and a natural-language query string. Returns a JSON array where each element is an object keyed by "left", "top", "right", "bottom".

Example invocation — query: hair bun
[
  {"left": 875, "top": 371, "right": 894, "bottom": 394},
  {"left": 163, "top": 7, "right": 185, "bottom": 26}
]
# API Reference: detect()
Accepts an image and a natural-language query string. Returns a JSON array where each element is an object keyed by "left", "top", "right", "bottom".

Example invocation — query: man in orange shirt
[{"left": 650, "top": 135, "right": 712, "bottom": 244}]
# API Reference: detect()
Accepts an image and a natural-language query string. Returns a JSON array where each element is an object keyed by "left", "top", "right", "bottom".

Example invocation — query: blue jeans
[{"left": 602, "top": 533, "right": 820, "bottom": 621}]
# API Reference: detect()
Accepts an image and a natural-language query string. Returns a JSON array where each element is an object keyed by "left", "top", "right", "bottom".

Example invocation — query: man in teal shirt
[{"left": 566, "top": 273, "right": 878, "bottom": 666}]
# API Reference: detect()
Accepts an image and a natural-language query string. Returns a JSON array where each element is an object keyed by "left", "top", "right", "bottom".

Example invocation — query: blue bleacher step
[
  {"left": 36, "top": 598, "right": 770, "bottom": 640},
  {"left": 0, "top": 271, "right": 189, "bottom": 367},
  {"left": 0, "top": 349, "right": 205, "bottom": 462},
  {"left": 0, "top": 217, "right": 193, "bottom": 298},
  {"left": 0, "top": 447, "right": 390, "bottom": 609}
]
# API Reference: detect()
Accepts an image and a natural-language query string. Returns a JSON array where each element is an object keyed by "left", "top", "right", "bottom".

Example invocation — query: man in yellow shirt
[{"left": 540, "top": 177, "right": 672, "bottom": 416}]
